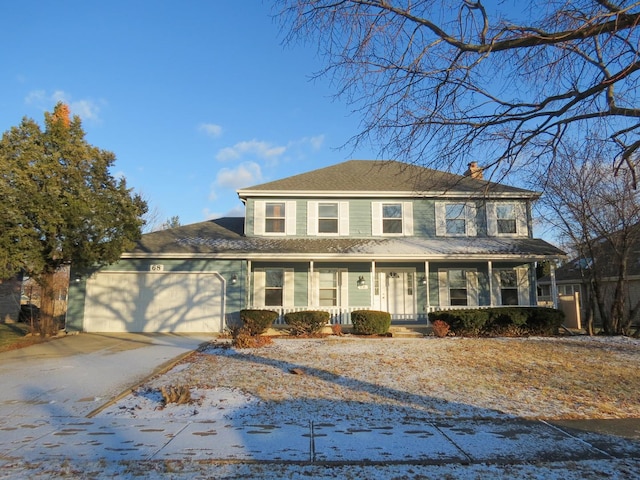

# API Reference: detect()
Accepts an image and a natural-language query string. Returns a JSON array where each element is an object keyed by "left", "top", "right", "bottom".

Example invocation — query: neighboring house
[
  {"left": 0, "top": 273, "right": 22, "bottom": 323},
  {"left": 66, "top": 160, "right": 565, "bottom": 333},
  {"left": 538, "top": 235, "right": 640, "bottom": 328}
]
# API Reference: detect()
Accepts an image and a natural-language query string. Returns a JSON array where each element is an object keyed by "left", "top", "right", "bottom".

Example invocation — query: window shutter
[
  {"left": 253, "top": 270, "right": 265, "bottom": 306},
  {"left": 435, "top": 202, "right": 446, "bottom": 236},
  {"left": 486, "top": 202, "right": 498, "bottom": 236},
  {"left": 466, "top": 270, "right": 479, "bottom": 306},
  {"left": 286, "top": 201, "right": 297, "bottom": 236},
  {"left": 516, "top": 266, "right": 530, "bottom": 305},
  {"left": 403, "top": 202, "right": 413, "bottom": 236},
  {"left": 284, "top": 269, "right": 295, "bottom": 307},
  {"left": 516, "top": 202, "right": 528, "bottom": 237},
  {"left": 254, "top": 201, "right": 265, "bottom": 235},
  {"left": 340, "top": 270, "right": 349, "bottom": 307},
  {"left": 339, "top": 202, "right": 350, "bottom": 236},
  {"left": 438, "top": 269, "right": 449, "bottom": 306},
  {"left": 466, "top": 203, "right": 477, "bottom": 237},
  {"left": 307, "top": 201, "right": 318, "bottom": 236},
  {"left": 310, "top": 270, "right": 319, "bottom": 306},
  {"left": 372, "top": 202, "right": 382, "bottom": 236}
]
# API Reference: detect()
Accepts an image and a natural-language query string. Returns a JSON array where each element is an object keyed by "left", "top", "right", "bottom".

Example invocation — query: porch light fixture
[
  {"left": 420, "top": 276, "right": 427, "bottom": 285},
  {"left": 356, "top": 275, "right": 367, "bottom": 287},
  {"left": 230, "top": 274, "right": 238, "bottom": 285},
  {"left": 388, "top": 272, "right": 399, "bottom": 278}
]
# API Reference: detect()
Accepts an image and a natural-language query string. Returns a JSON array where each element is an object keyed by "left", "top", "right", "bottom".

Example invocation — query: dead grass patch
[{"left": 157, "top": 336, "right": 640, "bottom": 420}]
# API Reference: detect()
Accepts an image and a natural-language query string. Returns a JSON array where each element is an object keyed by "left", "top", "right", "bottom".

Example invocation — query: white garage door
[{"left": 83, "top": 272, "right": 224, "bottom": 332}]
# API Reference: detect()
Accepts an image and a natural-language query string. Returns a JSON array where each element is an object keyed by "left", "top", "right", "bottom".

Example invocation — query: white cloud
[
  {"left": 209, "top": 162, "right": 263, "bottom": 201},
  {"left": 216, "top": 162, "right": 263, "bottom": 189},
  {"left": 199, "top": 123, "right": 223, "bottom": 138},
  {"left": 215, "top": 139, "right": 287, "bottom": 162},
  {"left": 24, "top": 89, "right": 104, "bottom": 122}
]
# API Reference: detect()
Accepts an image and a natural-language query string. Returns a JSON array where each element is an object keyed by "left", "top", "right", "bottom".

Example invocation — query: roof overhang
[{"left": 237, "top": 189, "right": 541, "bottom": 201}]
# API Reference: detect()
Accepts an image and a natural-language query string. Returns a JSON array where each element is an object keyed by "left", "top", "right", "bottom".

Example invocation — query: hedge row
[{"left": 427, "top": 307, "right": 565, "bottom": 336}]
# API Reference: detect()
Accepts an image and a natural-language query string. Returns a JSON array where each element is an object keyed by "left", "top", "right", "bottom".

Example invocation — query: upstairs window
[
  {"left": 372, "top": 201, "right": 413, "bottom": 236},
  {"left": 254, "top": 200, "right": 297, "bottom": 236},
  {"left": 382, "top": 203, "right": 403, "bottom": 234},
  {"left": 265, "top": 202, "right": 286, "bottom": 233},
  {"left": 496, "top": 204, "right": 517, "bottom": 234},
  {"left": 445, "top": 204, "right": 466, "bottom": 235},
  {"left": 435, "top": 202, "right": 477, "bottom": 237},
  {"left": 487, "top": 202, "right": 527, "bottom": 237},
  {"left": 318, "top": 203, "right": 339, "bottom": 234},
  {"left": 307, "top": 201, "right": 349, "bottom": 236}
]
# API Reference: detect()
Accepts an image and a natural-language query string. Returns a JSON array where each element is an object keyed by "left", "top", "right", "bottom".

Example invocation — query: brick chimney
[{"left": 465, "top": 161, "right": 483, "bottom": 180}]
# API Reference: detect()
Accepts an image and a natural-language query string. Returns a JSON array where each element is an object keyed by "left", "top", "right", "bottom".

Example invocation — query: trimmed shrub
[
  {"left": 232, "top": 326, "right": 274, "bottom": 348},
  {"left": 431, "top": 309, "right": 491, "bottom": 336},
  {"left": 239, "top": 309, "right": 278, "bottom": 336},
  {"left": 431, "top": 319, "right": 451, "bottom": 337},
  {"left": 351, "top": 310, "right": 391, "bottom": 335},
  {"left": 526, "top": 307, "right": 565, "bottom": 335},
  {"left": 284, "top": 310, "right": 330, "bottom": 336},
  {"left": 428, "top": 307, "right": 565, "bottom": 337}
]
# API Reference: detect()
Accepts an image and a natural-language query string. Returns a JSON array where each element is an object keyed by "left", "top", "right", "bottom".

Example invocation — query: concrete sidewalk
[{"left": 1, "top": 415, "right": 639, "bottom": 466}]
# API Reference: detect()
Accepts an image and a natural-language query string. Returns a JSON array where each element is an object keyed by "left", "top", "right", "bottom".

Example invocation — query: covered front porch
[{"left": 244, "top": 258, "right": 560, "bottom": 325}]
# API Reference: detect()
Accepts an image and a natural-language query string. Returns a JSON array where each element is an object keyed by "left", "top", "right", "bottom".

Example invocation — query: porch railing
[{"left": 248, "top": 304, "right": 535, "bottom": 326}]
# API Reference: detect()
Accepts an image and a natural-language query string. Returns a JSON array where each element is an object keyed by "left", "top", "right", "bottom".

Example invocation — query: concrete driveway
[{"left": 0, "top": 332, "right": 211, "bottom": 422}]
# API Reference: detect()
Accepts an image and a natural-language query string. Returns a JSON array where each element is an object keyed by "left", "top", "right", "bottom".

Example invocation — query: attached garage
[{"left": 83, "top": 271, "right": 225, "bottom": 333}]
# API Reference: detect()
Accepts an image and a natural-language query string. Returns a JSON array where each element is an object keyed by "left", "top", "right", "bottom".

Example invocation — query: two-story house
[{"left": 66, "top": 160, "right": 564, "bottom": 333}]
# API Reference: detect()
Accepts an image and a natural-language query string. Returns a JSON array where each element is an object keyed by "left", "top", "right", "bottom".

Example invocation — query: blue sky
[{"left": 0, "top": 1, "right": 372, "bottom": 227}]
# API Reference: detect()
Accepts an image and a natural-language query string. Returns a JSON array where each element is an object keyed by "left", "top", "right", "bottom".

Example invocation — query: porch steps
[{"left": 388, "top": 325, "right": 431, "bottom": 338}]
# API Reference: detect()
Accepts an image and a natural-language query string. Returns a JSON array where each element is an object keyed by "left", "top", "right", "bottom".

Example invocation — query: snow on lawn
[{"left": 99, "top": 335, "right": 640, "bottom": 423}]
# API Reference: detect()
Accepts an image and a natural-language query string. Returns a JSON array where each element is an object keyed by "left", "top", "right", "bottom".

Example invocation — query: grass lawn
[
  {"left": 139, "top": 335, "right": 640, "bottom": 422},
  {"left": 0, "top": 322, "right": 44, "bottom": 352}
]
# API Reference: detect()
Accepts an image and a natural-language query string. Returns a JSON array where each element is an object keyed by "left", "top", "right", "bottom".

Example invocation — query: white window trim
[
  {"left": 437, "top": 268, "right": 478, "bottom": 307},
  {"left": 253, "top": 268, "right": 294, "bottom": 307},
  {"left": 372, "top": 201, "right": 413, "bottom": 236},
  {"left": 435, "top": 202, "right": 477, "bottom": 237},
  {"left": 307, "top": 201, "right": 350, "bottom": 236},
  {"left": 312, "top": 268, "right": 348, "bottom": 307},
  {"left": 254, "top": 200, "right": 297, "bottom": 236},
  {"left": 491, "top": 267, "right": 530, "bottom": 306},
  {"left": 486, "top": 202, "right": 528, "bottom": 237}
]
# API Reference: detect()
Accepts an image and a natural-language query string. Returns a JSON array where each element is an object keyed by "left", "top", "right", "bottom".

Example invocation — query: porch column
[
  {"left": 309, "top": 260, "right": 314, "bottom": 307},
  {"left": 424, "top": 261, "right": 430, "bottom": 312},
  {"left": 371, "top": 260, "right": 376, "bottom": 307},
  {"left": 487, "top": 261, "right": 493, "bottom": 307},
  {"left": 247, "top": 260, "right": 252, "bottom": 308},
  {"left": 550, "top": 262, "right": 558, "bottom": 309}
]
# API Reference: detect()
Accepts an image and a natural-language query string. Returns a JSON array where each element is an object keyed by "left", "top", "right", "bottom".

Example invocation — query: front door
[{"left": 377, "top": 270, "right": 416, "bottom": 321}]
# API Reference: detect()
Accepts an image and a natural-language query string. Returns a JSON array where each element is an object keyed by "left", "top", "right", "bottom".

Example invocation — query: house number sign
[{"left": 150, "top": 264, "right": 164, "bottom": 272}]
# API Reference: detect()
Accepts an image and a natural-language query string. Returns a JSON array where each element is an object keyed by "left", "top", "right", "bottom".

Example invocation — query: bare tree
[
  {"left": 538, "top": 142, "right": 640, "bottom": 335},
  {"left": 280, "top": 1, "right": 640, "bottom": 180}
]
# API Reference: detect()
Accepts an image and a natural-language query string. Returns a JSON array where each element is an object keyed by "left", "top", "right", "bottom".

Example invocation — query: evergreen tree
[{"left": 0, "top": 103, "right": 147, "bottom": 333}]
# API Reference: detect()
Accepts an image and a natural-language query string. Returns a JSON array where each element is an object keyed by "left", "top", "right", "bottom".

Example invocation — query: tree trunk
[{"left": 37, "top": 271, "right": 57, "bottom": 336}]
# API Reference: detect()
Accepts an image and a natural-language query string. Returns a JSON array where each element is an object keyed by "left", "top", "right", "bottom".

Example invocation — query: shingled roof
[
  {"left": 125, "top": 217, "right": 564, "bottom": 260},
  {"left": 237, "top": 160, "right": 536, "bottom": 198}
]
